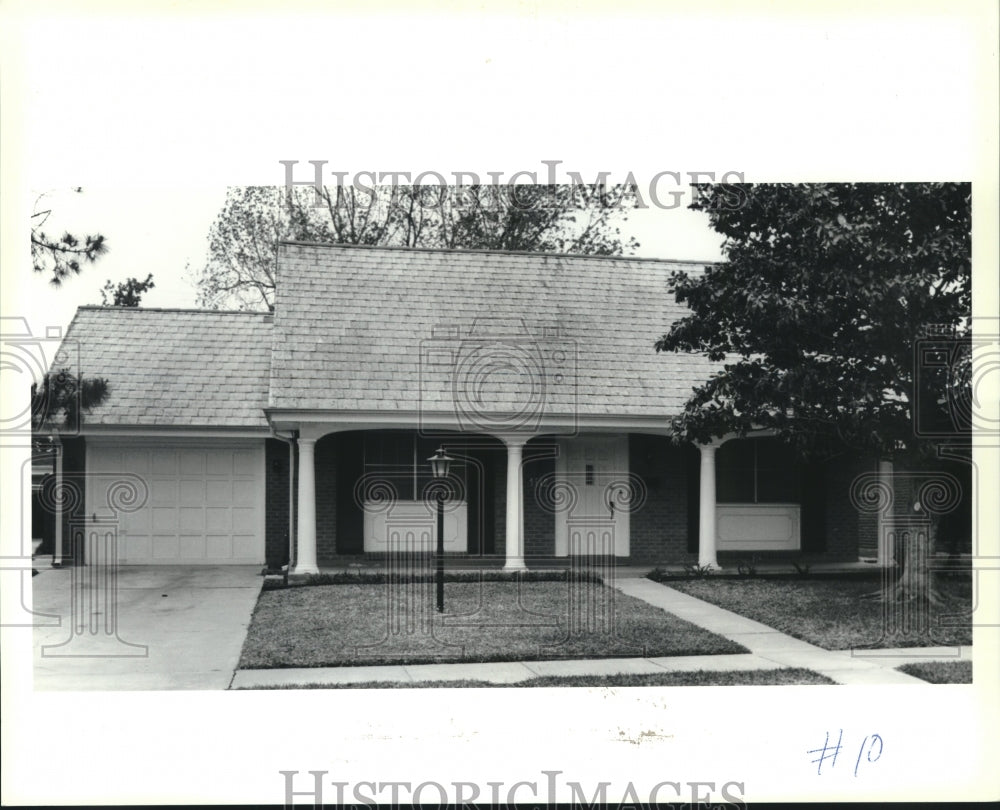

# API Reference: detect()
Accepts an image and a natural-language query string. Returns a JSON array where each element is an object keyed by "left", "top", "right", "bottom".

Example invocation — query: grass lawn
[
  {"left": 897, "top": 660, "right": 972, "bottom": 684},
  {"left": 245, "top": 668, "right": 835, "bottom": 688},
  {"left": 664, "top": 575, "right": 971, "bottom": 650},
  {"left": 239, "top": 580, "right": 747, "bottom": 669}
]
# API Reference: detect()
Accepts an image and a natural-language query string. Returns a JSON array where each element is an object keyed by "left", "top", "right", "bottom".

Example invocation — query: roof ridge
[
  {"left": 278, "top": 240, "right": 717, "bottom": 265},
  {"left": 75, "top": 305, "right": 271, "bottom": 315}
]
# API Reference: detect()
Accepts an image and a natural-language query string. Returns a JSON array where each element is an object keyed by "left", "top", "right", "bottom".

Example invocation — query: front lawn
[
  {"left": 664, "top": 575, "right": 971, "bottom": 650},
  {"left": 245, "top": 668, "right": 835, "bottom": 688},
  {"left": 239, "top": 580, "right": 747, "bottom": 668},
  {"left": 897, "top": 660, "right": 972, "bottom": 684}
]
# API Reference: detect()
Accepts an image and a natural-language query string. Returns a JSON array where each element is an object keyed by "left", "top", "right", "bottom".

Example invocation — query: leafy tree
[
  {"left": 656, "top": 182, "right": 971, "bottom": 603},
  {"left": 100, "top": 273, "right": 155, "bottom": 307},
  {"left": 193, "top": 184, "right": 639, "bottom": 310},
  {"left": 31, "top": 189, "right": 108, "bottom": 285}
]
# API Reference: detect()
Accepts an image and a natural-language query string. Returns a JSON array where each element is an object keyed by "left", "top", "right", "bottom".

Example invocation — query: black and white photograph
[{"left": 1, "top": 1, "right": 997, "bottom": 806}]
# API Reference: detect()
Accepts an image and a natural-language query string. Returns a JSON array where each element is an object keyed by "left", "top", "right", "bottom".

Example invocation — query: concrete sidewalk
[
  {"left": 233, "top": 579, "right": 970, "bottom": 689},
  {"left": 613, "top": 579, "right": 969, "bottom": 686}
]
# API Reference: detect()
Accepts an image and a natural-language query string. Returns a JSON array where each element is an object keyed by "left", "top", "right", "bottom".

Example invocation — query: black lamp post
[{"left": 428, "top": 447, "right": 454, "bottom": 613}]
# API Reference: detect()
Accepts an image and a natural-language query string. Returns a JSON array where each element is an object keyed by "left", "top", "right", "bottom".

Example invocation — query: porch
[{"left": 271, "top": 426, "right": 862, "bottom": 574}]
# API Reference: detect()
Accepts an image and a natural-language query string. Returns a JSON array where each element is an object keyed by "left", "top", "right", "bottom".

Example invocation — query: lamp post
[{"left": 428, "top": 447, "right": 454, "bottom": 613}]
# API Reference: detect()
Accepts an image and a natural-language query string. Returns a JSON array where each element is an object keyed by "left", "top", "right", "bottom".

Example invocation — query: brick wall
[
  {"left": 62, "top": 437, "right": 86, "bottom": 564},
  {"left": 824, "top": 452, "right": 871, "bottom": 560},
  {"left": 628, "top": 435, "right": 692, "bottom": 563},
  {"left": 492, "top": 448, "right": 506, "bottom": 558},
  {"left": 315, "top": 434, "right": 339, "bottom": 562},
  {"left": 523, "top": 440, "right": 556, "bottom": 556},
  {"left": 264, "top": 438, "right": 292, "bottom": 567},
  {"left": 886, "top": 460, "right": 972, "bottom": 556}
]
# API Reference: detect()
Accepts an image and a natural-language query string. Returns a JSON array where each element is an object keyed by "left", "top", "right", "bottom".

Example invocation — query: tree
[
  {"left": 31, "top": 189, "right": 108, "bottom": 285},
  {"left": 31, "top": 369, "right": 109, "bottom": 558},
  {"left": 28, "top": 187, "right": 112, "bottom": 432},
  {"left": 31, "top": 371, "right": 109, "bottom": 434},
  {"left": 193, "top": 184, "right": 639, "bottom": 310},
  {"left": 100, "top": 273, "right": 155, "bottom": 307},
  {"left": 656, "top": 183, "right": 971, "bottom": 603}
]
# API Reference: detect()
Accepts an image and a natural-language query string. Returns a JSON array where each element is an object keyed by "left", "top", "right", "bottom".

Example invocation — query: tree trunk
[{"left": 890, "top": 519, "right": 941, "bottom": 606}]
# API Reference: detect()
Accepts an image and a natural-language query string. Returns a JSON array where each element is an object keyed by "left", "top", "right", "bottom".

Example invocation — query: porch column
[
  {"left": 53, "top": 437, "right": 63, "bottom": 566},
  {"left": 293, "top": 437, "right": 319, "bottom": 575},
  {"left": 502, "top": 436, "right": 527, "bottom": 571},
  {"left": 698, "top": 442, "right": 720, "bottom": 570},
  {"left": 877, "top": 459, "right": 894, "bottom": 567}
]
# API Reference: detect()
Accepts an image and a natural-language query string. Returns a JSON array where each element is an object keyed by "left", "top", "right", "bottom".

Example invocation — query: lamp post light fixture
[{"left": 428, "top": 447, "right": 454, "bottom": 613}]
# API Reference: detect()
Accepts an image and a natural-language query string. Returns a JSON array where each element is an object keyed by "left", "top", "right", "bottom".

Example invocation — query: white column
[
  {"left": 698, "top": 443, "right": 720, "bottom": 570},
  {"left": 503, "top": 437, "right": 527, "bottom": 571},
  {"left": 877, "top": 459, "right": 894, "bottom": 567},
  {"left": 293, "top": 437, "right": 319, "bottom": 575},
  {"left": 53, "top": 439, "right": 63, "bottom": 566}
]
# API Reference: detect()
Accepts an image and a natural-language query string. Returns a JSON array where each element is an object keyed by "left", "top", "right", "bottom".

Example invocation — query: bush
[{"left": 271, "top": 569, "right": 604, "bottom": 589}]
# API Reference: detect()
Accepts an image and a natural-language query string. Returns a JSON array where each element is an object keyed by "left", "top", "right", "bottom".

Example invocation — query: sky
[{"left": 23, "top": 184, "right": 726, "bottom": 338}]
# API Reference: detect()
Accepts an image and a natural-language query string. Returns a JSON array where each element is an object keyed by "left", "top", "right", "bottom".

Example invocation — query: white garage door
[{"left": 86, "top": 440, "right": 265, "bottom": 564}]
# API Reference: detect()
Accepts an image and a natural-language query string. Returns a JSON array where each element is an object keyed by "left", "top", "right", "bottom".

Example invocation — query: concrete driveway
[{"left": 31, "top": 565, "right": 262, "bottom": 690}]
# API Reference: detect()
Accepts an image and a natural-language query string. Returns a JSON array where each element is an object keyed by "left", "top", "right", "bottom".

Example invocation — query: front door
[{"left": 554, "top": 435, "right": 630, "bottom": 557}]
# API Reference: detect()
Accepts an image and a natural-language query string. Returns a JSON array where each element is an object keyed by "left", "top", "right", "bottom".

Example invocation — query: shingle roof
[
  {"left": 270, "top": 243, "right": 719, "bottom": 419},
  {"left": 61, "top": 307, "right": 272, "bottom": 428}
]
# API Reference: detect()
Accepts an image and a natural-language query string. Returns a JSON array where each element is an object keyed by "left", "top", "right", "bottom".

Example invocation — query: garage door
[{"left": 86, "top": 440, "right": 265, "bottom": 564}]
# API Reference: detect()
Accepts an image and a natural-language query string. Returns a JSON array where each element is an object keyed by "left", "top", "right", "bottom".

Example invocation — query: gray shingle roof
[
  {"left": 59, "top": 246, "right": 720, "bottom": 430},
  {"left": 61, "top": 307, "right": 272, "bottom": 428},
  {"left": 270, "top": 243, "right": 719, "bottom": 419}
]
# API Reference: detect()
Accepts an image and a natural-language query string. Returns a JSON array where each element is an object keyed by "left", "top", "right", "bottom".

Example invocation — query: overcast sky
[{"left": 22, "top": 184, "right": 726, "bottom": 338}]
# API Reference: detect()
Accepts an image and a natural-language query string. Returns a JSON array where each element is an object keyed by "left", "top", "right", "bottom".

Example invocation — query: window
[
  {"left": 362, "top": 432, "right": 466, "bottom": 501},
  {"left": 717, "top": 438, "right": 800, "bottom": 503}
]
